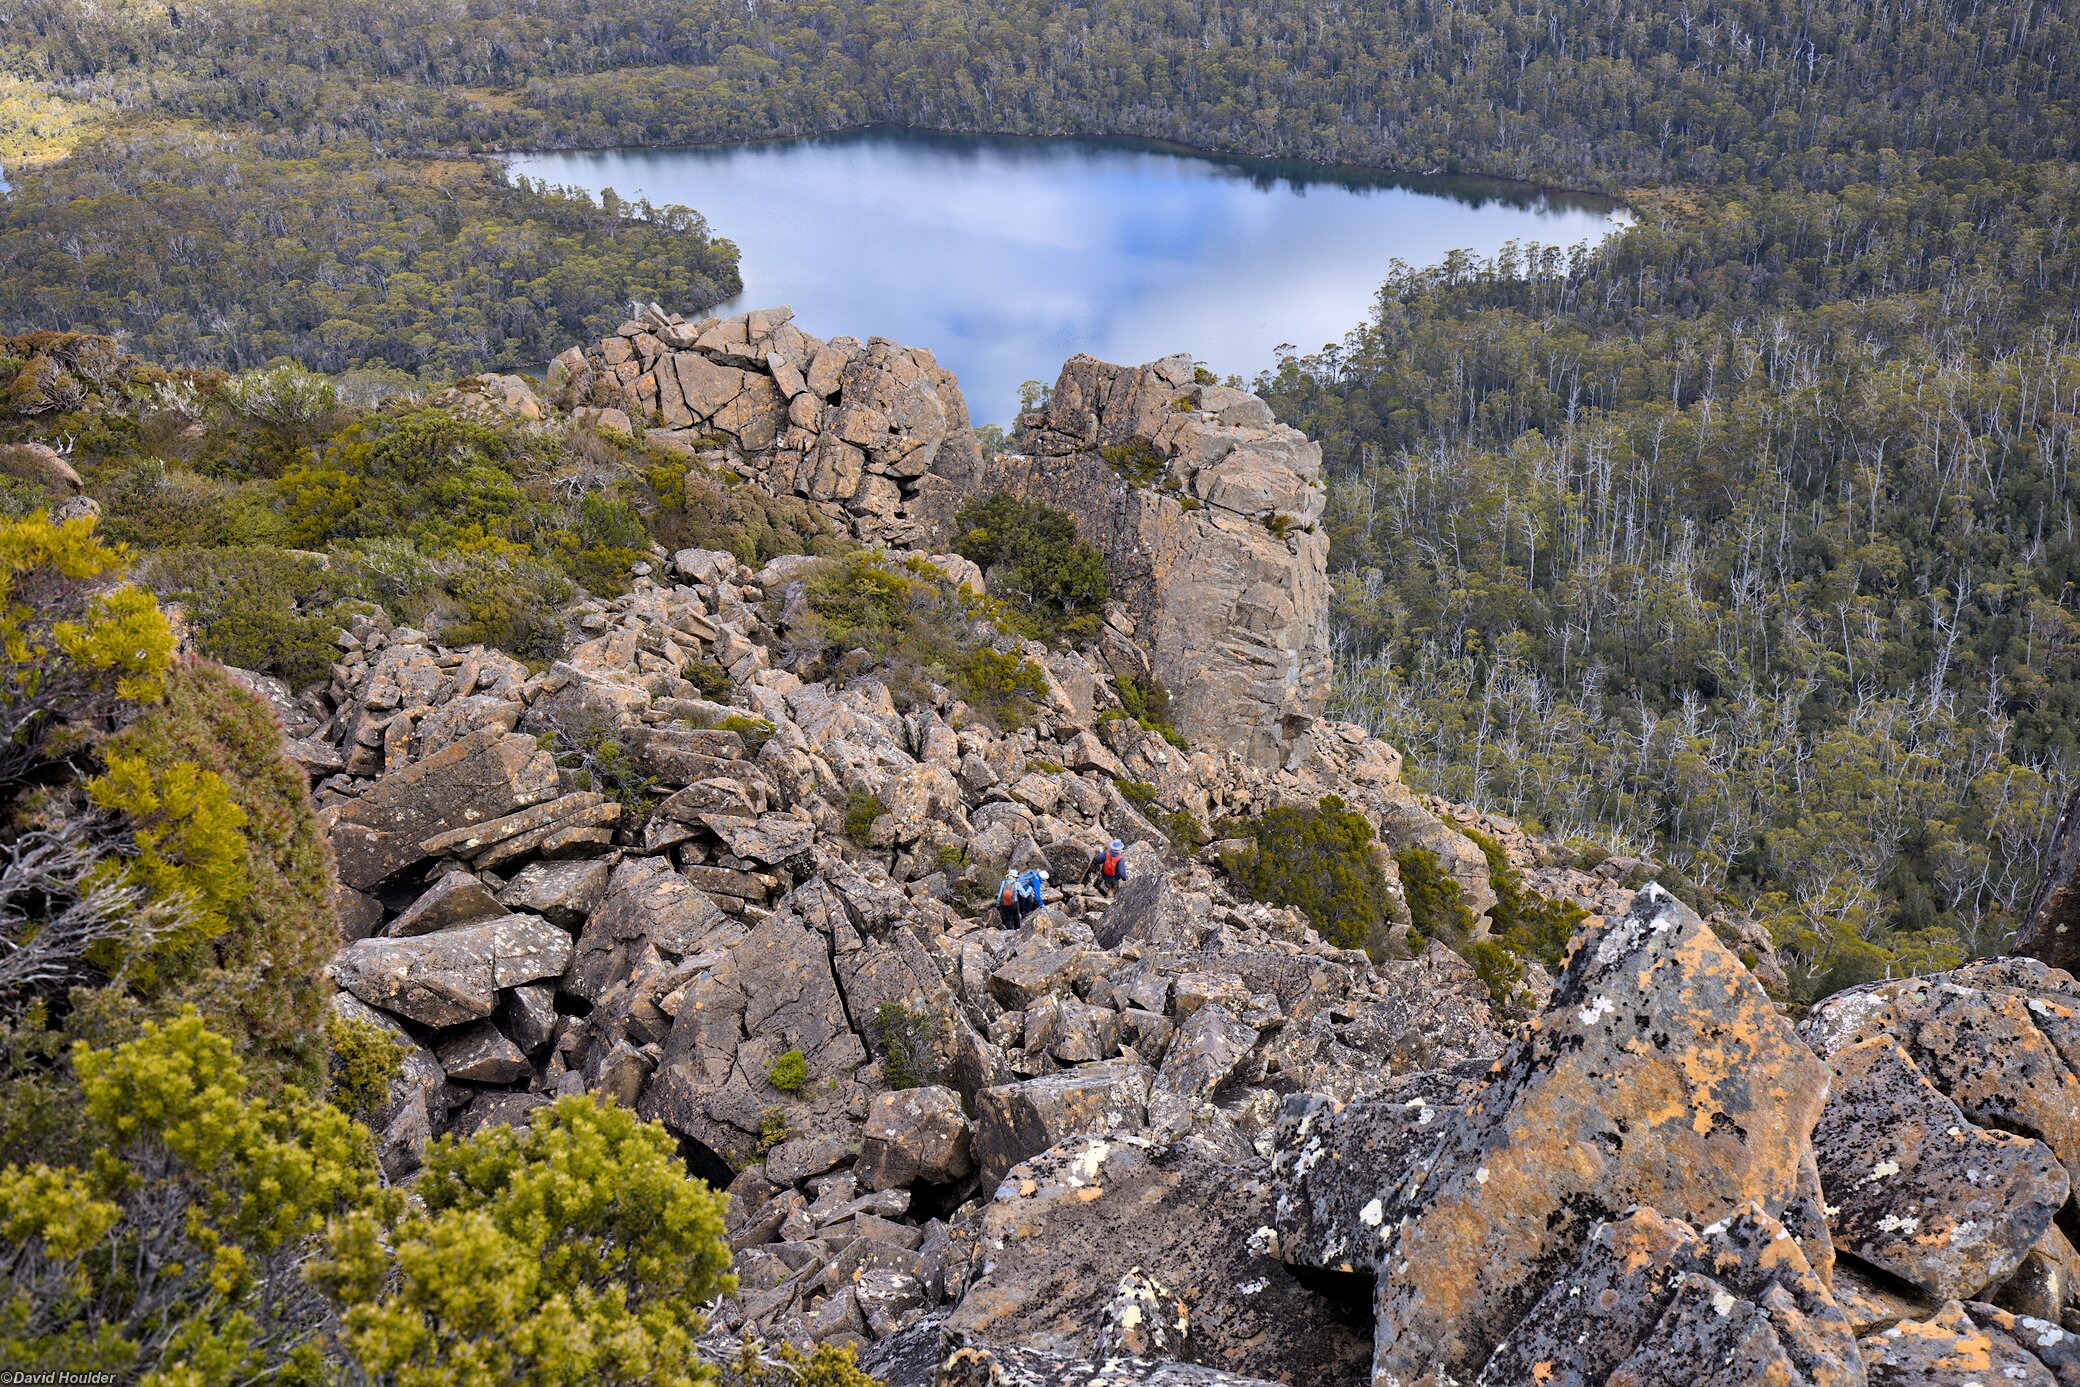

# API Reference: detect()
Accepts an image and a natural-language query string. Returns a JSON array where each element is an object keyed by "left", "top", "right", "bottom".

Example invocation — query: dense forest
[
  {"left": 1259, "top": 165, "right": 2080, "bottom": 1000},
  {"left": 3, "top": 0, "right": 2079, "bottom": 990}
]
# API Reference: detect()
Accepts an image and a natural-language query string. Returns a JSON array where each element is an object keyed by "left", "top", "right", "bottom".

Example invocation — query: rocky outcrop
[
  {"left": 261, "top": 308, "right": 2080, "bottom": 1387},
  {"left": 547, "top": 304, "right": 982, "bottom": 550},
  {"left": 948, "top": 353, "right": 1331, "bottom": 768},
  {"left": 2016, "top": 783, "right": 2080, "bottom": 973}
]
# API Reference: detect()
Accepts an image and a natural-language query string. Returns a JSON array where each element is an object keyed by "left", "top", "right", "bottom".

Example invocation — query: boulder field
[{"left": 249, "top": 308, "right": 2080, "bottom": 1385}]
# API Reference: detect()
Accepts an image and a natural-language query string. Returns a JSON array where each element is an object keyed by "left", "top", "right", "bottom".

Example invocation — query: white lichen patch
[
  {"left": 1711, "top": 1290, "right": 1737, "bottom": 1317},
  {"left": 1580, "top": 996, "right": 1614, "bottom": 1025},
  {"left": 1360, "top": 1197, "right": 1385, "bottom": 1227}
]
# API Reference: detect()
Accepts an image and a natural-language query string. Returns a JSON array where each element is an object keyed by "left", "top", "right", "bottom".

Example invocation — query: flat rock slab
[
  {"left": 1369, "top": 886, "right": 1832, "bottom": 1385},
  {"left": 326, "top": 726, "right": 558, "bottom": 890},
  {"left": 1862, "top": 1299, "right": 2059, "bottom": 1386},
  {"left": 334, "top": 914, "right": 572, "bottom": 1026},
  {"left": 1815, "top": 1034, "right": 2067, "bottom": 1301}
]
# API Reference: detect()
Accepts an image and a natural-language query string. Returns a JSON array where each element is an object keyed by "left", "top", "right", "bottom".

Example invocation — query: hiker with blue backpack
[{"left": 997, "top": 868, "right": 1048, "bottom": 928}]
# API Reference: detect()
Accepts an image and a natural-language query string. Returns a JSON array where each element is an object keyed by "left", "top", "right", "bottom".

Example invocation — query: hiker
[
  {"left": 998, "top": 868, "right": 1048, "bottom": 928},
  {"left": 1093, "top": 838, "right": 1128, "bottom": 893}
]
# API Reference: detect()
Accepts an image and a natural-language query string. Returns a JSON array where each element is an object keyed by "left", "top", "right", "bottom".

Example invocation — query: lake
[{"left": 510, "top": 129, "right": 1625, "bottom": 424}]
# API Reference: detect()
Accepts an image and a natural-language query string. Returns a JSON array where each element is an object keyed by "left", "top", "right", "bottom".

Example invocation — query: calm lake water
[{"left": 511, "top": 129, "right": 1625, "bottom": 423}]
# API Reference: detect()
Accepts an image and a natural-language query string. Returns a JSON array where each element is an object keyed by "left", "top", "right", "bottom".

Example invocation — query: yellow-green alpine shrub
[
  {"left": 314, "top": 1096, "right": 735, "bottom": 1387},
  {"left": 96, "top": 661, "right": 338, "bottom": 1082},
  {"left": 0, "top": 1009, "right": 378, "bottom": 1383}
]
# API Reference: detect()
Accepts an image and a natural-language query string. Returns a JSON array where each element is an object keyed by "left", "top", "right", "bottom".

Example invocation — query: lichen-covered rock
[
  {"left": 1368, "top": 886, "right": 1832, "bottom": 1384},
  {"left": 948, "top": 1134, "right": 1372, "bottom": 1384},
  {"left": 1861, "top": 1299, "right": 2057, "bottom": 1386},
  {"left": 1802, "top": 964, "right": 2080, "bottom": 1188},
  {"left": 1479, "top": 1205, "right": 1862, "bottom": 1386},
  {"left": 972, "top": 1060, "right": 1152, "bottom": 1186},
  {"left": 859, "top": 1086, "right": 976, "bottom": 1190},
  {"left": 1271, "top": 1064, "right": 1486, "bottom": 1274},
  {"left": 1963, "top": 1303, "right": 2080, "bottom": 1385},
  {"left": 1814, "top": 1034, "right": 2067, "bottom": 1302}
]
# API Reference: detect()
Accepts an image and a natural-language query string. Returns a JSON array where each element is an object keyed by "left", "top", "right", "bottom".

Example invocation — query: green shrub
[
  {"left": 951, "top": 493, "right": 1111, "bottom": 642},
  {"left": 315, "top": 1095, "right": 734, "bottom": 1387},
  {"left": 795, "top": 552, "right": 1048, "bottom": 726},
  {"left": 755, "top": 1108, "right": 790, "bottom": 1157},
  {"left": 685, "top": 655, "right": 732, "bottom": 698},
  {"left": 953, "top": 647, "right": 1049, "bottom": 726},
  {"left": 717, "top": 714, "right": 774, "bottom": 755},
  {"left": 0, "top": 1009, "right": 378, "bottom": 1381},
  {"left": 765, "top": 1049, "right": 808, "bottom": 1094},
  {"left": 1453, "top": 819, "right": 1588, "bottom": 972},
  {"left": 843, "top": 791, "right": 887, "bottom": 843},
  {"left": 871, "top": 1003, "right": 940, "bottom": 1091},
  {"left": 544, "top": 708, "right": 657, "bottom": 831},
  {"left": 147, "top": 545, "right": 340, "bottom": 690},
  {"left": 1222, "top": 795, "right": 1396, "bottom": 955},
  {"left": 718, "top": 1341, "right": 884, "bottom": 1387},
  {"left": 327, "top": 1012, "right": 408, "bottom": 1122},
  {"left": 100, "top": 660, "right": 340, "bottom": 1083},
  {"left": 1394, "top": 843, "right": 1479, "bottom": 947},
  {"left": 663, "top": 461, "right": 840, "bottom": 566},
  {"left": 1113, "top": 674, "right": 1188, "bottom": 750},
  {"left": 1097, "top": 438, "right": 1166, "bottom": 486}
]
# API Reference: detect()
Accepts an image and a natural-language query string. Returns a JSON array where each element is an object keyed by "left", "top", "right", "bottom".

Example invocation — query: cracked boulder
[
  {"left": 1478, "top": 1205, "right": 1862, "bottom": 1386},
  {"left": 1813, "top": 1034, "right": 2068, "bottom": 1302},
  {"left": 858, "top": 1086, "right": 975, "bottom": 1191},
  {"left": 972, "top": 1060, "right": 1152, "bottom": 1187},
  {"left": 1367, "top": 886, "right": 1833, "bottom": 1385},
  {"left": 324, "top": 725, "right": 559, "bottom": 890},
  {"left": 947, "top": 1134, "right": 1373, "bottom": 1384},
  {"left": 1270, "top": 1063, "right": 1487, "bottom": 1274},
  {"left": 639, "top": 905, "right": 867, "bottom": 1167},
  {"left": 333, "top": 914, "right": 573, "bottom": 1026}
]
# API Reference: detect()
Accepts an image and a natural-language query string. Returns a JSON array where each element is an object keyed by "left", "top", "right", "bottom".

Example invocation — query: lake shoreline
[
  {"left": 478, "top": 122, "right": 1628, "bottom": 213},
  {"left": 507, "top": 130, "right": 1630, "bottom": 423}
]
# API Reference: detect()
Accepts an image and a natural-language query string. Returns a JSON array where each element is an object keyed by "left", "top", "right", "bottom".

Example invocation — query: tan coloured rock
[{"left": 941, "top": 354, "right": 1329, "bottom": 767}]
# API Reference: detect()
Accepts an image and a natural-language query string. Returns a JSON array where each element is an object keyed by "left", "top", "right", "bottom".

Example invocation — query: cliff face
[{"left": 947, "top": 353, "right": 1333, "bottom": 771}]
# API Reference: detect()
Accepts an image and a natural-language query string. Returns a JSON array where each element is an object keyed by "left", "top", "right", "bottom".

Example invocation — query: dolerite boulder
[
  {"left": 323, "top": 724, "right": 559, "bottom": 889},
  {"left": 859, "top": 1087, "right": 976, "bottom": 1190},
  {"left": 640, "top": 905, "right": 869, "bottom": 1167},
  {"left": 332, "top": 914, "right": 572, "bottom": 1026},
  {"left": 972, "top": 1060, "right": 1153, "bottom": 1186},
  {"left": 1812, "top": 1035, "right": 2067, "bottom": 1302},
  {"left": 1861, "top": 1299, "right": 2060, "bottom": 1385},
  {"left": 1478, "top": 1205, "right": 1862, "bottom": 1387},
  {"left": 1802, "top": 957, "right": 2080, "bottom": 1319},
  {"left": 1271, "top": 1064, "right": 1488, "bottom": 1274},
  {"left": 947, "top": 1134, "right": 1374, "bottom": 1385},
  {"left": 1367, "top": 885, "right": 1832, "bottom": 1384}
]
